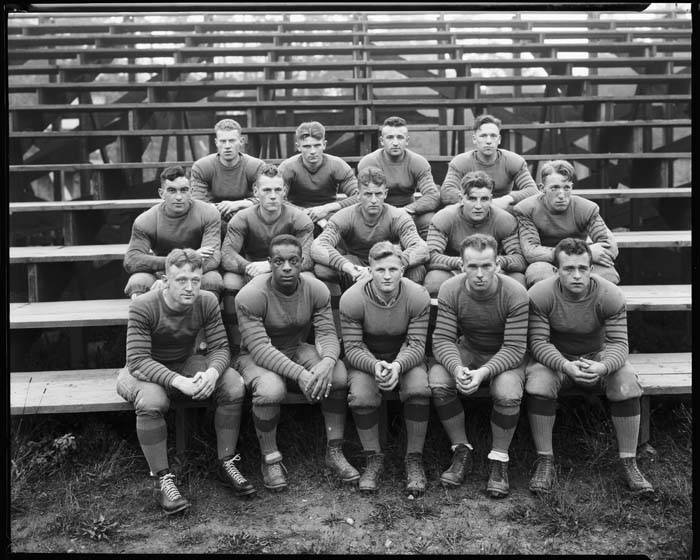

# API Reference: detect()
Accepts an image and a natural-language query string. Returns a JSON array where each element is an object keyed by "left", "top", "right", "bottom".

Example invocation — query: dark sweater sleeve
[
  {"left": 393, "top": 287, "right": 430, "bottom": 372},
  {"left": 202, "top": 293, "right": 231, "bottom": 374},
  {"left": 190, "top": 159, "right": 213, "bottom": 202},
  {"left": 295, "top": 212, "right": 316, "bottom": 272},
  {"left": 311, "top": 282, "right": 341, "bottom": 361},
  {"left": 125, "top": 301, "right": 177, "bottom": 387},
  {"left": 440, "top": 160, "right": 465, "bottom": 205},
  {"left": 311, "top": 217, "right": 351, "bottom": 272},
  {"left": 516, "top": 213, "right": 555, "bottom": 264},
  {"left": 339, "top": 290, "right": 378, "bottom": 374},
  {"left": 235, "top": 288, "right": 308, "bottom": 382},
  {"left": 481, "top": 287, "right": 528, "bottom": 377},
  {"left": 200, "top": 205, "right": 222, "bottom": 273},
  {"left": 220, "top": 212, "right": 251, "bottom": 273},
  {"left": 123, "top": 216, "right": 166, "bottom": 273}
]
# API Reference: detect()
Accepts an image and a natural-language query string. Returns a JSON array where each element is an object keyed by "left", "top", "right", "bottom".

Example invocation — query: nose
[
  {"left": 572, "top": 269, "right": 581, "bottom": 279},
  {"left": 474, "top": 200, "right": 482, "bottom": 209},
  {"left": 476, "top": 267, "right": 484, "bottom": 278},
  {"left": 281, "top": 260, "right": 292, "bottom": 271}
]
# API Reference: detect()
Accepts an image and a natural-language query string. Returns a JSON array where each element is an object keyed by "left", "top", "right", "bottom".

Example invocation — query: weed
[
  {"left": 80, "top": 513, "right": 119, "bottom": 542},
  {"left": 367, "top": 499, "right": 405, "bottom": 530},
  {"left": 210, "top": 531, "right": 275, "bottom": 554},
  {"left": 405, "top": 498, "right": 439, "bottom": 520}
]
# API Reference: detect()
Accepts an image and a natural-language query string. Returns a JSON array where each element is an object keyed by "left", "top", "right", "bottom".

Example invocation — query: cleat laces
[
  {"left": 222, "top": 454, "right": 248, "bottom": 486},
  {"left": 159, "top": 473, "right": 183, "bottom": 501}
]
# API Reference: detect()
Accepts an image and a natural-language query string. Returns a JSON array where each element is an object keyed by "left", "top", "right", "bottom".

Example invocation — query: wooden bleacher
[{"left": 9, "top": 9, "right": 691, "bottom": 454}]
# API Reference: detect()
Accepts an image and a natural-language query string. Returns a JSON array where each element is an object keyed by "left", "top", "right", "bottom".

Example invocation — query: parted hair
[
  {"left": 159, "top": 165, "right": 187, "bottom": 186},
  {"left": 255, "top": 163, "right": 286, "bottom": 186},
  {"left": 553, "top": 237, "right": 592, "bottom": 267},
  {"left": 357, "top": 166, "right": 386, "bottom": 188},
  {"left": 380, "top": 116, "right": 408, "bottom": 133},
  {"left": 269, "top": 234, "right": 302, "bottom": 257},
  {"left": 295, "top": 121, "right": 325, "bottom": 141},
  {"left": 214, "top": 118, "right": 243, "bottom": 133},
  {"left": 368, "top": 241, "right": 404, "bottom": 264},
  {"left": 165, "top": 248, "right": 203, "bottom": 271},
  {"left": 540, "top": 159, "right": 576, "bottom": 184},
  {"left": 459, "top": 233, "right": 498, "bottom": 258},
  {"left": 474, "top": 114, "right": 502, "bottom": 131},
  {"left": 460, "top": 170, "right": 495, "bottom": 195}
]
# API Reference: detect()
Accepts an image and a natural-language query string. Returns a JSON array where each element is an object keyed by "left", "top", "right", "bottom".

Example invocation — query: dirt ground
[{"left": 10, "top": 400, "right": 692, "bottom": 557}]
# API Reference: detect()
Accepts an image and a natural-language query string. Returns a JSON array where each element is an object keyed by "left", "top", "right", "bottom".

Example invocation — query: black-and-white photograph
[{"left": 7, "top": 2, "right": 691, "bottom": 556}]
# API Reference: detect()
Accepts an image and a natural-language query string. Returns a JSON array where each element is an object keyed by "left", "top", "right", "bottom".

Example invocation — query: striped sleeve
[
  {"left": 234, "top": 289, "right": 307, "bottom": 381},
  {"left": 508, "top": 158, "right": 539, "bottom": 203},
  {"left": 498, "top": 227, "right": 527, "bottom": 273},
  {"left": 294, "top": 211, "right": 316, "bottom": 272},
  {"left": 311, "top": 283, "right": 341, "bottom": 362},
  {"left": 335, "top": 160, "right": 360, "bottom": 209},
  {"left": 516, "top": 214, "right": 556, "bottom": 264},
  {"left": 201, "top": 294, "right": 231, "bottom": 374},
  {"left": 123, "top": 218, "right": 166, "bottom": 273},
  {"left": 408, "top": 162, "right": 440, "bottom": 214},
  {"left": 599, "top": 289, "right": 629, "bottom": 375},
  {"left": 586, "top": 214, "right": 619, "bottom": 259},
  {"left": 431, "top": 289, "right": 463, "bottom": 377},
  {"left": 220, "top": 212, "right": 250, "bottom": 273},
  {"left": 311, "top": 218, "right": 351, "bottom": 272},
  {"left": 200, "top": 205, "right": 222, "bottom": 273},
  {"left": 190, "top": 159, "right": 213, "bottom": 202},
  {"left": 481, "top": 289, "right": 528, "bottom": 377},
  {"left": 528, "top": 299, "right": 569, "bottom": 373},
  {"left": 126, "top": 301, "right": 177, "bottom": 387},
  {"left": 393, "top": 289, "right": 430, "bottom": 372},
  {"left": 439, "top": 162, "right": 464, "bottom": 205},
  {"left": 396, "top": 213, "right": 430, "bottom": 268},
  {"left": 427, "top": 221, "right": 462, "bottom": 271},
  {"left": 339, "top": 292, "right": 378, "bottom": 374}
]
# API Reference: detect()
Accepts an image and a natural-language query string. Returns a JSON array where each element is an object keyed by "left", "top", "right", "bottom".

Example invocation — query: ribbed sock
[
  {"left": 527, "top": 395, "right": 556, "bottom": 455},
  {"left": 433, "top": 394, "right": 469, "bottom": 447},
  {"left": 490, "top": 403, "right": 520, "bottom": 458},
  {"left": 214, "top": 401, "right": 243, "bottom": 460},
  {"left": 136, "top": 412, "right": 169, "bottom": 475},
  {"left": 610, "top": 398, "right": 641, "bottom": 458},
  {"left": 320, "top": 389, "right": 347, "bottom": 442},
  {"left": 252, "top": 403, "right": 281, "bottom": 456},
  {"left": 404, "top": 397, "right": 430, "bottom": 456},
  {"left": 351, "top": 406, "right": 381, "bottom": 453}
]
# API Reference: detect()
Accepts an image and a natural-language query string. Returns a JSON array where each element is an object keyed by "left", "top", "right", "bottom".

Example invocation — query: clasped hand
[{"left": 374, "top": 360, "right": 400, "bottom": 391}]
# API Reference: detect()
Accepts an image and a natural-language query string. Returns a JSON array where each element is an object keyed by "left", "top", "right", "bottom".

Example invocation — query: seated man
[
  {"left": 278, "top": 121, "right": 359, "bottom": 225},
  {"left": 358, "top": 116, "right": 440, "bottom": 239},
  {"left": 234, "top": 234, "right": 358, "bottom": 491},
  {"left": 190, "top": 118, "right": 265, "bottom": 229},
  {"left": 123, "top": 165, "right": 223, "bottom": 300},
  {"left": 513, "top": 159, "right": 619, "bottom": 287},
  {"left": 440, "top": 114, "right": 539, "bottom": 210},
  {"left": 525, "top": 238, "right": 653, "bottom": 495},
  {"left": 116, "top": 248, "right": 254, "bottom": 515},
  {"left": 311, "top": 166, "right": 429, "bottom": 289},
  {"left": 340, "top": 241, "right": 432, "bottom": 497},
  {"left": 220, "top": 163, "right": 314, "bottom": 336},
  {"left": 429, "top": 234, "right": 528, "bottom": 498},
  {"left": 424, "top": 170, "right": 527, "bottom": 296}
]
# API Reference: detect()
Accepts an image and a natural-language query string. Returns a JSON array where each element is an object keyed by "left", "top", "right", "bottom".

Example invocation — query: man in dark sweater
[
  {"left": 234, "top": 234, "right": 358, "bottom": 491},
  {"left": 117, "top": 248, "right": 254, "bottom": 515},
  {"left": 430, "top": 233, "right": 529, "bottom": 497},
  {"left": 357, "top": 116, "right": 440, "bottom": 239},
  {"left": 123, "top": 165, "right": 223, "bottom": 300},
  {"left": 340, "top": 241, "right": 432, "bottom": 497},
  {"left": 440, "top": 114, "right": 539, "bottom": 209},
  {"left": 525, "top": 238, "right": 653, "bottom": 495}
]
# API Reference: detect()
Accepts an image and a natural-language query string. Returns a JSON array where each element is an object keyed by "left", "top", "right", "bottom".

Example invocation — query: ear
[
  {"left": 295, "top": 141, "right": 301, "bottom": 153},
  {"left": 537, "top": 183, "right": 544, "bottom": 192},
  {"left": 240, "top": 134, "right": 247, "bottom": 146},
  {"left": 158, "top": 186, "right": 165, "bottom": 199}
]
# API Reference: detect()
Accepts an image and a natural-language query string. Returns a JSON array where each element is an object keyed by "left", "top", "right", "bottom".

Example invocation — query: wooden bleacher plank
[{"left": 617, "top": 285, "right": 691, "bottom": 312}]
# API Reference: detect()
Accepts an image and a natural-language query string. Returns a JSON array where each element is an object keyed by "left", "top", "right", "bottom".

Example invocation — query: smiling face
[
  {"left": 214, "top": 128, "right": 243, "bottom": 163},
  {"left": 163, "top": 262, "right": 202, "bottom": 309},
  {"left": 269, "top": 243, "right": 302, "bottom": 292},
  {"left": 296, "top": 134, "right": 326, "bottom": 167},
  {"left": 556, "top": 251, "right": 592, "bottom": 298},
  {"left": 159, "top": 175, "right": 192, "bottom": 216},
  {"left": 461, "top": 186, "right": 492, "bottom": 223},
  {"left": 379, "top": 125, "right": 409, "bottom": 159},
  {"left": 254, "top": 174, "right": 286, "bottom": 214},
  {"left": 369, "top": 254, "right": 404, "bottom": 297},
  {"left": 542, "top": 171, "right": 573, "bottom": 213},
  {"left": 473, "top": 122, "right": 501, "bottom": 159},
  {"left": 461, "top": 246, "right": 498, "bottom": 293},
  {"left": 358, "top": 181, "right": 387, "bottom": 217}
]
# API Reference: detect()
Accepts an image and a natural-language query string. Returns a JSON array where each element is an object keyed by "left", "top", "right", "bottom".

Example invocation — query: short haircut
[
  {"left": 553, "top": 237, "right": 592, "bottom": 267},
  {"left": 368, "top": 241, "right": 404, "bottom": 264},
  {"left": 474, "top": 114, "right": 502, "bottom": 131},
  {"left": 160, "top": 165, "right": 186, "bottom": 186},
  {"left": 295, "top": 121, "right": 325, "bottom": 141},
  {"left": 460, "top": 170, "right": 494, "bottom": 195},
  {"left": 255, "top": 162, "right": 286, "bottom": 186},
  {"left": 269, "top": 233, "right": 302, "bottom": 257},
  {"left": 165, "top": 248, "right": 202, "bottom": 272},
  {"left": 357, "top": 166, "right": 386, "bottom": 188},
  {"left": 214, "top": 118, "right": 242, "bottom": 134},
  {"left": 380, "top": 116, "right": 408, "bottom": 133},
  {"left": 540, "top": 159, "right": 576, "bottom": 184},
  {"left": 459, "top": 233, "right": 498, "bottom": 259}
]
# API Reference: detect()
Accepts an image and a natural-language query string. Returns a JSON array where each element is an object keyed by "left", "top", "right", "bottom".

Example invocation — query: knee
[
  {"left": 431, "top": 384, "right": 456, "bottom": 401},
  {"left": 605, "top": 365, "right": 643, "bottom": 401},
  {"left": 491, "top": 371, "right": 524, "bottom": 408},
  {"left": 216, "top": 367, "right": 246, "bottom": 403},
  {"left": 423, "top": 270, "right": 452, "bottom": 297},
  {"left": 250, "top": 375, "right": 286, "bottom": 405},
  {"left": 133, "top": 386, "right": 170, "bottom": 416},
  {"left": 124, "top": 272, "right": 156, "bottom": 296},
  {"left": 405, "top": 264, "right": 427, "bottom": 284},
  {"left": 223, "top": 272, "right": 246, "bottom": 292},
  {"left": 593, "top": 265, "right": 620, "bottom": 285},
  {"left": 506, "top": 271, "right": 527, "bottom": 288},
  {"left": 201, "top": 271, "right": 223, "bottom": 296},
  {"left": 400, "top": 366, "right": 431, "bottom": 401},
  {"left": 313, "top": 263, "right": 338, "bottom": 282},
  {"left": 348, "top": 373, "right": 382, "bottom": 409},
  {"left": 525, "top": 262, "right": 556, "bottom": 288},
  {"left": 524, "top": 363, "right": 559, "bottom": 400}
]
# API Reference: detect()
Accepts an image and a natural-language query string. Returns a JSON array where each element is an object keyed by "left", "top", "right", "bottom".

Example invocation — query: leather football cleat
[
  {"left": 486, "top": 459, "right": 509, "bottom": 498},
  {"left": 358, "top": 452, "right": 384, "bottom": 492},
  {"left": 219, "top": 454, "right": 256, "bottom": 497},
  {"left": 325, "top": 440, "right": 360, "bottom": 483},
  {"left": 155, "top": 472, "right": 190, "bottom": 515},
  {"left": 440, "top": 444, "right": 473, "bottom": 487},
  {"left": 528, "top": 454, "right": 555, "bottom": 495}
]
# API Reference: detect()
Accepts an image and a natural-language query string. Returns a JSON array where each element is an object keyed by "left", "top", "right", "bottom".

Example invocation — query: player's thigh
[
  {"left": 490, "top": 360, "right": 526, "bottom": 407},
  {"left": 398, "top": 363, "right": 431, "bottom": 402},
  {"left": 236, "top": 353, "right": 286, "bottom": 404},
  {"left": 603, "top": 361, "right": 643, "bottom": 402},
  {"left": 346, "top": 366, "right": 382, "bottom": 409},
  {"left": 524, "top": 357, "right": 566, "bottom": 399}
]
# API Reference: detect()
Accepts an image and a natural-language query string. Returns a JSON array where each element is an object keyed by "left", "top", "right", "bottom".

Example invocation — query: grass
[{"left": 10, "top": 399, "right": 692, "bottom": 557}]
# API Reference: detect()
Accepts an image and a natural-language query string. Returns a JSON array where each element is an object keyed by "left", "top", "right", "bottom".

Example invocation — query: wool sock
[
  {"left": 214, "top": 401, "right": 243, "bottom": 460},
  {"left": 351, "top": 406, "right": 381, "bottom": 453},
  {"left": 252, "top": 403, "right": 281, "bottom": 457},
  {"left": 404, "top": 396, "right": 430, "bottom": 456},
  {"left": 320, "top": 388, "right": 347, "bottom": 442},
  {"left": 610, "top": 398, "right": 641, "bottom": 458},
  {"left": 433, "top": 394, "right": 469, "bottom": 447},
  {"left": 527, "top": 395, "right": 556, "bottom": 455},
  {"left": 490, "top": 403, "right": 520, "bottom": 459},
  {"left": 136, "top": 412, "right": 169, "bottom": 475}
]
